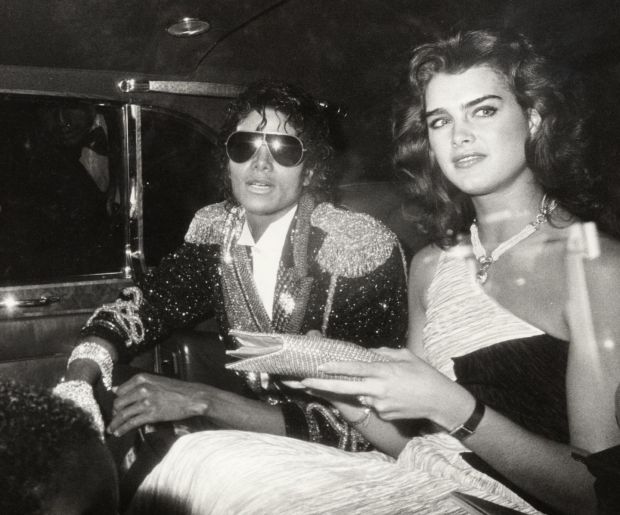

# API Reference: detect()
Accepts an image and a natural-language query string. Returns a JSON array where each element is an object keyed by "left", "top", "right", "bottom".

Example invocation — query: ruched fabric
[{"left": 130, "top": 250, "right": 569, "bottom": 514}]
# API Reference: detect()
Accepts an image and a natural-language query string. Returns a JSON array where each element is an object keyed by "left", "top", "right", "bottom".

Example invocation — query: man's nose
[{"left": 251, "top": 142, "right": 273, "bottom": 169}]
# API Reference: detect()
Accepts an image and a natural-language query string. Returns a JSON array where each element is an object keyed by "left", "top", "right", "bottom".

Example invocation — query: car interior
[{"left": 1, "top": 0, "right": 620, "bottom": 513}]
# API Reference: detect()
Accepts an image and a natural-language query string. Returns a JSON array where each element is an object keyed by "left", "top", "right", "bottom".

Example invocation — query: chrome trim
[
  {"left": 117, "top": 79, "right": 243, "bottom": 98},
  {"left": 0, "top": 295, "right": 60, "bottom": 308},
  {"left": 122, "top": 104, "right": 146, "bottom": 281}
]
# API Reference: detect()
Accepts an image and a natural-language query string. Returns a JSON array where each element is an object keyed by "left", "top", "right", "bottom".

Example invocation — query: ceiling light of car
[{"left": 166, "top": 17, "right": 211, "bottom": 38}]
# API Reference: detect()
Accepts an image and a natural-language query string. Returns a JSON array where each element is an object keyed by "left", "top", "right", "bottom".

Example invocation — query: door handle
[{"left": 0, "top": 295, "right": 61, "bottom": 308}]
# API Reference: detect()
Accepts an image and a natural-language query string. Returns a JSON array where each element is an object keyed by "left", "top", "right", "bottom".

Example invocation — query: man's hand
[{"left": 108, "top": 374, "right": 209, "bottom": 437}]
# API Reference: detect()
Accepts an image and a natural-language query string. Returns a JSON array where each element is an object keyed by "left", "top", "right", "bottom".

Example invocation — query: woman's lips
[{"left": 453, "top": 153, "right": 485, "bottom": 168}]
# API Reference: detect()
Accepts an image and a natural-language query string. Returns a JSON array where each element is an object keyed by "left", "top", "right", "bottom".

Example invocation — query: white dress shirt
[{"left": 236, "top": 204, "right": 298, "bottom": 319}]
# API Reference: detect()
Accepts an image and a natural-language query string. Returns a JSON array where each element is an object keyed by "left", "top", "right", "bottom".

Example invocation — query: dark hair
[
  {"left": 0, "top": 381, "right": 113, "bottom": 515},
  {"left": 217, "top": 80, "right": 335, "bottom": 204},
  {"left": 393, "top": 29, "right": 619, "bottom": 247}
]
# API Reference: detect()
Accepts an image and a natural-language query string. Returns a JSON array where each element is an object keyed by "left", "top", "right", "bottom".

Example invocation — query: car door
[
  {"left": 0, "top": 92, "right": 222, "bottom": 387},
  {"left": 0, "top": 95, "right": 132, "bottom": 386}
]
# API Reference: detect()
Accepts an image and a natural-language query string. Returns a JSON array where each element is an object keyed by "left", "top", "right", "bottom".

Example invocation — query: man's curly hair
[
  {"left": 216, "top": 80, "right": 335, "bottom": 205},
  {"left": 0, "top": 380, "right": 101, "bottom": 514}
]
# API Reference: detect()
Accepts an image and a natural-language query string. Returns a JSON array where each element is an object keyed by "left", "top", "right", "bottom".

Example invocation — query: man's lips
[
  {"left": 246, "top": 179, "right": 274, "bottom": 192},
  {"left": 452, "top": 152, "right": 485, "bottom": 168}
]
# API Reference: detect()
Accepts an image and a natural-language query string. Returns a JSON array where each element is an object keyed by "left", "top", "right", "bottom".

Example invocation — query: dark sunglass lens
[
  {"left": 226, "top": 132, "right": 259, "bottom": 163},
  {"left": 265, "top": 134, "right": 303, "bottom": 166}
]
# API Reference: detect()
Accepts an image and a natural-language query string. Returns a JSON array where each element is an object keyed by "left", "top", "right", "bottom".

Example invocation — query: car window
[
  {"left": 0, "top": 96, "right": 124, "bottom": 285},
  {"left": 141, "top": 108, "right": 221, "bottom": 267}
]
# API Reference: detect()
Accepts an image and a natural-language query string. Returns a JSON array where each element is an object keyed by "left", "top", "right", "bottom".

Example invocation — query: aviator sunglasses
[{"left": 225, "top": 130, "right": 307, "bottom": 167}]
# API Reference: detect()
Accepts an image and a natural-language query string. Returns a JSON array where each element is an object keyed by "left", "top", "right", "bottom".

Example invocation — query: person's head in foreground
[
  {"left": 0, "top": 380, "right": 118, "bottom": 515},
  {"left": 218, "top": 80, "right": 335, "bottom": 236}
]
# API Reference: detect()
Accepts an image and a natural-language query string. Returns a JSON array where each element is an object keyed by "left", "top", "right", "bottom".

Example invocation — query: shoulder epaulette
[
  {"left": 311, "top": 203, "right": 398, "bottom": 277},
  {"left": 184, "top": 202, "right": 233, "bottom": 245}
]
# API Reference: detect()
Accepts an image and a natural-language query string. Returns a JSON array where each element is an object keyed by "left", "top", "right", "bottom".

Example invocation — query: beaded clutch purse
[{"left": 226, "top": 330, "right": 387, "bottom": 379}]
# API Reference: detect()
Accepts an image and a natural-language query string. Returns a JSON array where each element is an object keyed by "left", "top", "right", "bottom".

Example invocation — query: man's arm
[{"left": 80, "top": 241, "right": 219, "bottom": 363}]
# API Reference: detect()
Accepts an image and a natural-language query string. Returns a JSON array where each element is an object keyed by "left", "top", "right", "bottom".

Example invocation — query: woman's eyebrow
[
  {"left": 463, "top": 94, "right": 502, "bottom": 109},
  {"left": 424, "top": 94, "right": 502, "bottom": 119}
]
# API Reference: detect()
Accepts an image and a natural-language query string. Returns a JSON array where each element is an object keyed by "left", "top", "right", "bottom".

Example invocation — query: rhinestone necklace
[{"left": 470, "top": 194, "right": 557, "bottom": 284}]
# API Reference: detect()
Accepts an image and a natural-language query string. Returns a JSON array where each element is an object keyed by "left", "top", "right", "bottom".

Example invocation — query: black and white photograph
[{"left": 1, "top": 1, "right": 620, "bottom": 514}]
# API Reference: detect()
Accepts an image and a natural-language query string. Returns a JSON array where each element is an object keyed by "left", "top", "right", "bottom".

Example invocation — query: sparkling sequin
[
  {"left": 312, "top": 203, "right": 398, "bottom": 278},
  {"left": 82, "top": 196, "right": 408, "bottom": 450},
  {"left": 85, "top": 286, "right": 145, "bottom": 347},
  {"left": 184, "top": 202, "right": 231, "bottom": 245},
  {"left": 227, "top": 331, "right": 389, "bottom": 378},
  {"left": 304, "top": 402, "right": 370, "bottom": 451},
  {"left": 278, "top": 291, "right": 295, "bottom": 316}
]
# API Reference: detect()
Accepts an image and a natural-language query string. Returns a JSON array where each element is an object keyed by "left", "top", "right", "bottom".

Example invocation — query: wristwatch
[{"left": 448, "top": 398, "right": 485, "bottom": 441}]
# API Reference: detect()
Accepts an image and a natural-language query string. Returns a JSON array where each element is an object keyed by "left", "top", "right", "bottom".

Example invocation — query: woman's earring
[{"left": 528, "top": 108, "right": 542, "bottom": 136}]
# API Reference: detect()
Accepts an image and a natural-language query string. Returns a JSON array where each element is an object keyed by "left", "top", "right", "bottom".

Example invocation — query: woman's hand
[
  {"left": 302, "top": 347, "right": 460, "bottom": 423},
  {"left": 108, "top": 373, "right": 209, "bottom": 437}
]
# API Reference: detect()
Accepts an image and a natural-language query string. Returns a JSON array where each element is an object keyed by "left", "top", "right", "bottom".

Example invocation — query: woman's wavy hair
[
  {"left": 393, "top": 29, "right": 619, "bottom": 247},
  {"left": 216, "top": 80, "right": 335, "bottom": 205}
]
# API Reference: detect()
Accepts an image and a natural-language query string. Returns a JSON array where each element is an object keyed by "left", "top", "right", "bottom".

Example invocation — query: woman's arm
[
  {"left": 315, "top": 390, "right": 414, "bottom": 456},
  {"left": 458, "top": 397, "right": 597, "bottom": 514},
  {"left": 302, "top": 244, "right": 599, "bottom": 514},
  {"left": 406, "top": 245, "right": 439, "bottom": 357},
  {"left": 565, "top": 233, "right": 620, "bottom": 452},
  {"left": 304, "top": 351, "right": 598, "bottom": 514}
]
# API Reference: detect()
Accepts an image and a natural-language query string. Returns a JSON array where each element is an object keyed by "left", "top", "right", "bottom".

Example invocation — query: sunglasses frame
[{"left": 225, "top": 130, "right": 307, "bottom": 167}]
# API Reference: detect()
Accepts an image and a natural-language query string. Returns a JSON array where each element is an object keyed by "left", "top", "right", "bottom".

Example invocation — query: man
[{"left": 56, "top": 81, "right": 407, "bottom": 481}]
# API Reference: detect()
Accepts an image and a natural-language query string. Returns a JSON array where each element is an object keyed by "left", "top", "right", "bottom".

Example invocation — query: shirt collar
[{"left": 237, "top": 204, "right": 298, "bottom": 250}]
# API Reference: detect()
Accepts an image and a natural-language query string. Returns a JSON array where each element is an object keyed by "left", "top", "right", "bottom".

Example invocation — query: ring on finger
[{"left": 357, "top": 395, "right": 370, "bottom": 407}]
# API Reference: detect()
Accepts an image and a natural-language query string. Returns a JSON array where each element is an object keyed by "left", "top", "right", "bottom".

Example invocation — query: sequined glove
[
  {"left": 52, "top": 380, "right": 105, "bottom": 438},
  {"left": 68, "top": 341, "right": 114, "bottom": 390}
]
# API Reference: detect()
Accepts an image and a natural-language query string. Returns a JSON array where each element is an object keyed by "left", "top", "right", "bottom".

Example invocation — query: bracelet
[
  {"left": 52, "top": 380, "right": 105, "bottom": 437},
  {"left": 84, "top": 287, "right": 145, "bottom": 348},
  {"left": 448, "top": 398, "right": 485, "bottom": 441},
  {"left": 68, "top": 342, "right": 114, "bottom": 390},
  {"left": 349, "top": 407, "right": 372, "bottom": 428}
]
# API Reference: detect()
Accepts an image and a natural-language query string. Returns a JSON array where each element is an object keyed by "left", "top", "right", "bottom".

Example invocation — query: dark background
[{"left": 2, "top": 0, "right": 620, "bottom": 183}]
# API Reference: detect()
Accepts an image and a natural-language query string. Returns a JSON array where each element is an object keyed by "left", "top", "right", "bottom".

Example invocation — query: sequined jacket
[{"left": 82, "top": 196, "right": 408, "bottom": 450}]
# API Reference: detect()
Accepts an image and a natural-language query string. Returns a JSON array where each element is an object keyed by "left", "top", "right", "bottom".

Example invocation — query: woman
[{"left": 131, "top": 30, "right": 620, "bottom": 515}]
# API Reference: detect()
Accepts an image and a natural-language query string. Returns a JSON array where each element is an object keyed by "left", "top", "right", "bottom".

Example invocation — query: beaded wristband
[
  {"left": 349, "top": 407, "right": 372, "bottom": 428},
  {"left": 52, "top": 380, "right": 105, "bottom": 437},
  {"left": 68, "top": 342, "right": 114, "bottom": 390}
]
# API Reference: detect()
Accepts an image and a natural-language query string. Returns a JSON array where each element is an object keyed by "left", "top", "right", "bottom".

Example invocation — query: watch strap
[{"left": 448, "top": 398, "right": 485, "bottom": 441}]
